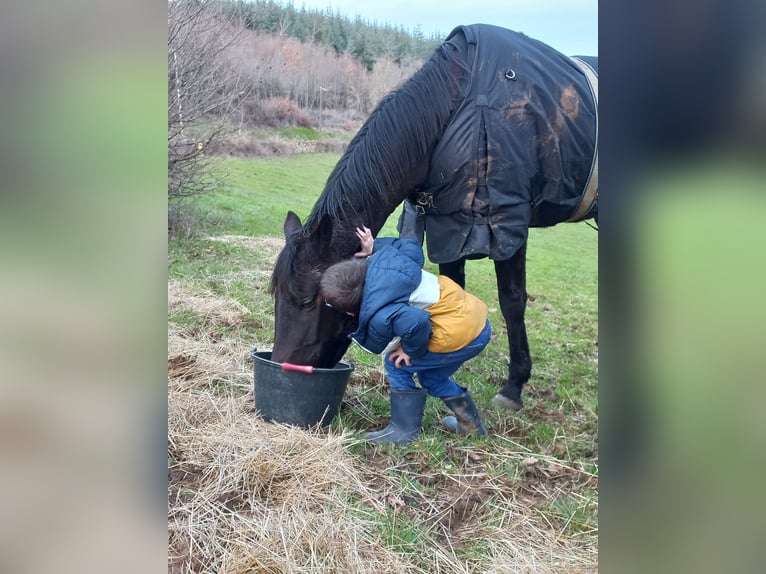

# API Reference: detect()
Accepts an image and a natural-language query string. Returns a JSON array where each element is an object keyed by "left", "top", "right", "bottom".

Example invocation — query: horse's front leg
[
  {"left": 439, "top": 259, "right": 467, "bottom": 289},
  {"left": 492, "top": 245, "right": 531, "bottom": 411}
]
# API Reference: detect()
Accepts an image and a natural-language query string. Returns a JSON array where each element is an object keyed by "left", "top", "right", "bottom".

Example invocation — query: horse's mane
[
  {"left": 269, "top": 233, "right": 299, "bottom": 295},
  {"left": 304, "top": 40, "right": 468, "bottom": 232}
]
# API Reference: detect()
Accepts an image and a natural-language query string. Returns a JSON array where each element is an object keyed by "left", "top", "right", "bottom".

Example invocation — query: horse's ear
[
  {"left": 315, "top": 214, "right": 334, "bottom": 256},
  {"left": 283, "top": 211, "right": 302, "bottom": 240}
]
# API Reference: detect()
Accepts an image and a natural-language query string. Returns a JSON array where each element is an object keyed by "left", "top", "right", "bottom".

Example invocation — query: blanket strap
[{"left": 566, "top": 57, "right": 599, "bottom": 223}]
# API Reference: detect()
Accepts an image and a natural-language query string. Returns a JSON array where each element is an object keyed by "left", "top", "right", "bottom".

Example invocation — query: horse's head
[{"left": 270, "top": 211, "right": 358, "bottom": 367}]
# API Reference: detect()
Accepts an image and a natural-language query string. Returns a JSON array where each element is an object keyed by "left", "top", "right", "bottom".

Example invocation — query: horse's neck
[
  {"left": 327, "top": 166, "right": 426, "bottom": 254},
  {"left": 333, "top": 105, "right": 456, "bottom": 232}
]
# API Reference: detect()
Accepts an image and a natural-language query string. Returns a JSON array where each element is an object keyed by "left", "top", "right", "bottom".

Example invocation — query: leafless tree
[{"left": 168, "top": 0, "right": 247, "bottom": 201}]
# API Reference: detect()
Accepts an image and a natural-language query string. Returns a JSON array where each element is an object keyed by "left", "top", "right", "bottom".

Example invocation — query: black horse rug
[{"left": 408, "top": 24, "right": 598, "bottom": 264}]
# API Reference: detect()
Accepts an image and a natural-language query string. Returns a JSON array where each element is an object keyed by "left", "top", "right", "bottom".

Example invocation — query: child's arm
[{"left": 390, "top": 307, "right": 432, "bottom": 358}]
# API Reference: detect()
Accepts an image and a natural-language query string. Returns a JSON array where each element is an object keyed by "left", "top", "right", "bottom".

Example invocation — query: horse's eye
[{"left": 300, "top": 299, "right": 315, "bottom": 310}]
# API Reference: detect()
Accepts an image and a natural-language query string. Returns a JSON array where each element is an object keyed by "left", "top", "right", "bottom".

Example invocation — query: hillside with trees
[{"left": 168, "top": 0, "right": 444, "bottom": 205}]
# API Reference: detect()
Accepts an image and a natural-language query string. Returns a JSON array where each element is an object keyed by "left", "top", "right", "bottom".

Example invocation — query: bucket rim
[{"left": 251, "top": 349, "right": 354, "bottom": 373}]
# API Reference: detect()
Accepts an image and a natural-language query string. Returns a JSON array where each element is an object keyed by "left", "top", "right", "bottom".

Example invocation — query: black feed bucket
[{"left": 251, "top": 350, "right": 354, "bottom": 427}]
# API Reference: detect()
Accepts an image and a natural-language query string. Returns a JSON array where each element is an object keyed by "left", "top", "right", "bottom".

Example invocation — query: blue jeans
[{"left": 385, "top": 320, "right": 491, "bottom": 398}]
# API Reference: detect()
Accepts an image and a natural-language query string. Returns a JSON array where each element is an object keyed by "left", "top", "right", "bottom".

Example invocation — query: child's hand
[
  {"left": 354, "top": 226, "right": 374, "bottom": 257},
  {"left": 387, "top": 346, "right": 412, "bottom": 369}
]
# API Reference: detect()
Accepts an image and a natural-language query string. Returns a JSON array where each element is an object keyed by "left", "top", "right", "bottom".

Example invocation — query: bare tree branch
[{"left": 168, "top": 0, "right": 249, "bottom": 201}]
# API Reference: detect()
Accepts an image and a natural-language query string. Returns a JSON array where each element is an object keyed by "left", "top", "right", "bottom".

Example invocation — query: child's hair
[{"left": 320, "top": 258, "right": 368, "bottom": 314}]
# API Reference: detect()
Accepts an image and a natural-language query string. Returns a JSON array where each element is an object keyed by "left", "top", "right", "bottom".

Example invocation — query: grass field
[{"left": 168, "top": 154, "right": 598, "bottom": 573}]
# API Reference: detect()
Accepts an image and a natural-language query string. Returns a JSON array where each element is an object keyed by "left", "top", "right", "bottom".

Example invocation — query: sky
[{"left": 296, "top": 0, "right": 598, "bottom": 56}]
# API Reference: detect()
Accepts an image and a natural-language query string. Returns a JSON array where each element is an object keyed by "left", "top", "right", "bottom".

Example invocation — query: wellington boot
[
  {"left": 442, "top": 389, "right": 487, "bottom": 436},
  {"left": 366, "top": 388, "right": 427, "bottom": 444}
]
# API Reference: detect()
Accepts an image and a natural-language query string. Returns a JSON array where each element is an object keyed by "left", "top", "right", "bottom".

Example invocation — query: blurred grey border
[
  {"left": 0, "top": 1, "right": 764, "bottom": 573},
  {"left": 599, "top": 1, "right": 766, "bottom": 573},
  {"left": 0, "top": 2, "right": 167, "bottom": 573}
]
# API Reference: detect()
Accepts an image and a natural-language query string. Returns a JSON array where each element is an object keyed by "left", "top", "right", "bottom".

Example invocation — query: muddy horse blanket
[{"left": 415, "top": 24, "right": 598, "bottom": 264}]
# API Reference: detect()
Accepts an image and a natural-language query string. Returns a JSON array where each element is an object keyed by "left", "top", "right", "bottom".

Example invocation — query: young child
[{"left": 319, "top": 226, "right": 491, "bottom": 444}]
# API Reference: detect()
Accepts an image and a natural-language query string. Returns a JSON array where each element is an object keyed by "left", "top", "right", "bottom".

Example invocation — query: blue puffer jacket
[{"left": 348, "top": 238, "right": 433, "bottom": 358}]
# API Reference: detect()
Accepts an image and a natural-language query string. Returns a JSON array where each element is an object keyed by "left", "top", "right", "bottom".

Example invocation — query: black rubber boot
[
  {"left": 366, "top": 388, "right": 427, "bottom": 444},
  {"left": 442, "top": 389, "right": 487, "bottom": 436}
]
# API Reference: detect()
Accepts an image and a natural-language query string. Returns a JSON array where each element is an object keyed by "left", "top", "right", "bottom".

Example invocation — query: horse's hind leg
[
  {"left": 492, "top": 246, "right": 531, "bottom": 411},
  {"left": 439, "top": 259, "right": 466, "bottom": 289}
]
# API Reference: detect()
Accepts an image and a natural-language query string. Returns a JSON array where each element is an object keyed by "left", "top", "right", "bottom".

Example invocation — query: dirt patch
[
  {"left": 431, "top": 475, "right": 497, "bottom": 542},
  {"left": 560, "top": 85, "right": 580, "bottom": 119},
  {"left": 168, "top": 529, "right": 205, "bottom": 574},
  {"left": 525, "top": 398, "right": 567, "bottom": 426},
  {"left": 167, "top": 353, "right": 203, "bottom": 382}
]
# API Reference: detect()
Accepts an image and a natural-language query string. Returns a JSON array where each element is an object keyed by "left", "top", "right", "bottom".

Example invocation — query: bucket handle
[{"left": 281, "top": 362, "right": 314, "bottom": 374}]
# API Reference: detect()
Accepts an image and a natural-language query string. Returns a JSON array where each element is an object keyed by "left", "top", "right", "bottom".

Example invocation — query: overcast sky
[{"left": 296, "top": 0, "right": 597, "bottom": 56}]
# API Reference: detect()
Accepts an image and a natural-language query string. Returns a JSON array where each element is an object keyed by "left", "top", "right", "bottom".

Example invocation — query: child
[{"left": 319, "top": 226, "right": 491, "bottom": 443}]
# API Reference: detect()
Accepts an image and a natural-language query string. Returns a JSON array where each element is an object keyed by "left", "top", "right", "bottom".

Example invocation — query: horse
[{"left": 269, "top": 24, "right": 598, "bottom": 411}]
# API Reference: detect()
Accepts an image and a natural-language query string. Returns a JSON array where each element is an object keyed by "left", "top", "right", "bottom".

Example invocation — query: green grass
[
  {"left": 276, "top": 126, "right": 321, "bottom": 140},
  {"left": 546, "top": 488, "right": 598, "bottom": 534},
  {"left": 191, "top": 154, "right": 341, "bottom": 236},
  {"left": 169, "top": 151, "right": 598, "bottom": 567}
]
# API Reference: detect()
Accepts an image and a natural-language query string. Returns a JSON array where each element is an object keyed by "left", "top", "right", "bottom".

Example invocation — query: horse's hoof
[{"left": 491, "top": 393, "right": 523, "bottom": 412}]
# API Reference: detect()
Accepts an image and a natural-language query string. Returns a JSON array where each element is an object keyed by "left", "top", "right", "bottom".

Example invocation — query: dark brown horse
[{"left": 270, "top": 24, "right": 597, "bottom": 411}]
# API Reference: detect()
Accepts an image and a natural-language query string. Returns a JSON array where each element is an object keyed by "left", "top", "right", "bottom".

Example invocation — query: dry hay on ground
[
  {"left": 168, "top": 392, "right": 413, "bottom": 573},
  {"left": 168, "top": 387, "right": 596, "bottom": 574},
  {"left": 205, "top": 235, "right": 285, "bottom": 254},
  {"left": 168, "top": 252, "right": 597, "bottom": 573},
  {"left": 168, "top": 281, "right": 251, "bottom": 327},
  {"left": 168, "top": 282, "right": 254, "bottom": 393}
]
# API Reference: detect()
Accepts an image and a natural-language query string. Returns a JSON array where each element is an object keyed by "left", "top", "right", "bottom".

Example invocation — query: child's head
[{"left": 320, "top": 258, "right": 367, "bottom": 315}]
